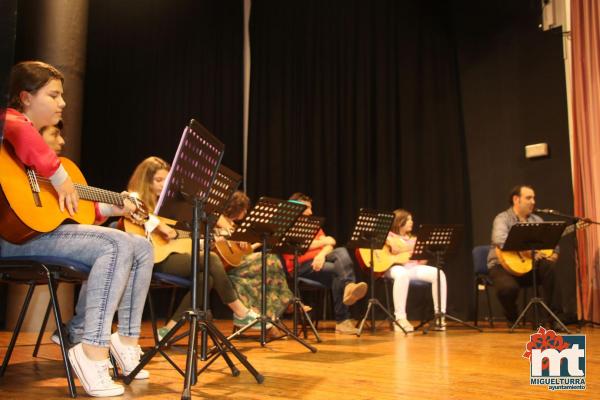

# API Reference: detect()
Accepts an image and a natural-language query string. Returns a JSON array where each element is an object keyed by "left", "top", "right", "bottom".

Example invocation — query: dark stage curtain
[
  {"left": 247, "top": 0, "right": 472, "bottom": 316},
  {"left": 81, "top": 0, "right": 244, "bottom": 192}
]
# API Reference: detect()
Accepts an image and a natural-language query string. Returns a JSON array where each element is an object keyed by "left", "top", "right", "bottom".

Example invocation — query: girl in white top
[{"left": 384, "top": 209, "right": 447, "bottom": 332}]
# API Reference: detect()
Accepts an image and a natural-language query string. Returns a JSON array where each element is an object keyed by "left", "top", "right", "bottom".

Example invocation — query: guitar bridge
[{"left": 26, "top": 168, "right": 42, "bottom": 207}]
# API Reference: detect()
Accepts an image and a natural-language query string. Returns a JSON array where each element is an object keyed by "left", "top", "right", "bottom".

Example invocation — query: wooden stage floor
[{"left": 0, "top": 320, "right": 596, "bottom": 399}]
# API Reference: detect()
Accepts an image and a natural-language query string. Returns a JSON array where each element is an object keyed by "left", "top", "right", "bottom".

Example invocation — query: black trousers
[
  {"left": 155, "top": 252, "right": 238, "bottom": 320},
  {"left": 488, "top": 260, "right": 557, "bottom": 322}
]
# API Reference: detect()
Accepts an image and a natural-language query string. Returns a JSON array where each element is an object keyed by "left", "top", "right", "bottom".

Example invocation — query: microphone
[{"left": 535, "top": 208, "right": 556, "bottom": 214}]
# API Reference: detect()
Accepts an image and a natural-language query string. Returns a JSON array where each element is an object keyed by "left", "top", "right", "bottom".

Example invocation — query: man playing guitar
[{"left": 487, "top": 184, "right": 559, "bottom": 326}]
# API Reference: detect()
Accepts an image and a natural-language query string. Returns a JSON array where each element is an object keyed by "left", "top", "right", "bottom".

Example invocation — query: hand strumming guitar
[
  {"left": 55, "top": 176, "right": 79, "bottom": 216},
  {"left": 156, "top": 222, "right": 178, "bottom": 241},
  {"left": 535, "top": 251, "right": 558, "bottom": 263}
]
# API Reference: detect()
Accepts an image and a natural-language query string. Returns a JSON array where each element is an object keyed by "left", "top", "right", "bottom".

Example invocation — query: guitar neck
[
  {"left": 74, "top": 183, "right": 125, "bottom": 207},
  {"left": 176, "top": 229, "right": 191, "bottom": 239},
  {"left": 35, "top": 174, "right": 126, "bottom": 207}
]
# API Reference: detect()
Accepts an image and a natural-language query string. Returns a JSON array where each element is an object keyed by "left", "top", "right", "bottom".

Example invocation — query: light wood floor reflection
[{"left": 0, "top": 320, "right": 596, "bottom": 399}]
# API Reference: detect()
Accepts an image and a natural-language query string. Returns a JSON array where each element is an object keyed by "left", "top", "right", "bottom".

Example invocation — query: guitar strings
[{"left": 35, "top": 175, "right": 139, "bottom": 207}]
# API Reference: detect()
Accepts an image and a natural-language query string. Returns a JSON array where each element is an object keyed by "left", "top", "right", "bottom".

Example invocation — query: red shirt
[
  {"left": 3, "top": 108, "right": 104, "bottom": 222},
  {"left": 3, "top": 108, "right": 61, "bottom": 178},
  {"left": 282, "top": 229, "right": 326, "bottom": 273}
]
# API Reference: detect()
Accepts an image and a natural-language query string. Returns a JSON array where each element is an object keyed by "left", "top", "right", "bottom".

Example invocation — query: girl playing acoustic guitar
[
  {"left": 217, "top": 191, "right": 293, "bottom": 322},
  {"left": 1, "top": 61, "right": 153, "bottom": 397},
  {"left": 384, "top": 209, "right": 447, "bottom": 332},
  {"left": 125, "top": 157, "right": 260, "bottom": 338}
]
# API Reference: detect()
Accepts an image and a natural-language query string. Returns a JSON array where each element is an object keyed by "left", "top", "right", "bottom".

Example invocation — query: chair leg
[
  {"left": 485, "top": 285, "right": 494, "bottom": 328},
  {"left": 1, "top": 283, "right": 36, "bottom": 377},
  {"left": 46, "top": 273, "right": 77, "bottom": 398},
  {"left": 33, "top": 297, "right": 53, "bottom": 357},
  {"left": 166, "top": 287, "right": 177, "bottom": 326},
  {"left": 474, "top": 279, "right": 480, "bottom": 327}
]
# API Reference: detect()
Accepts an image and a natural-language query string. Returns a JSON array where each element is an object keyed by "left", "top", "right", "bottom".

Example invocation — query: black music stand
[
  {"left": 227, "top": 197, "right": 316, "bottom": 352},
  {"left": 123, "top": 120, "right": 263, "bottom": 399},
  {"left": 272, "top": 214, "right": 325, "bottom": 342},
  {"left": 346, "top": 209, "right": 405, "bottom": 336},
  {"left": 410, "top": 224, "right": 481, "bottom": 333},
  {"left": 161, "top": 164, "right": 246, "bottom": 351},
  {"left": 502, "top": 221, "right": 569, "bottom": 333}
]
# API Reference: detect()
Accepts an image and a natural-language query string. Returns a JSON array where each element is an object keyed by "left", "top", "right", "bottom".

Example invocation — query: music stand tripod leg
[
  {"left": 292, "top": 250, "right": 322, "bottom": 342},
  {"left": 229, "top": 238, "right": 318, "bottom": 352},
  {"left": 123, "top": 209, "right": 262, "bottom": 389},
  {"left": 418, "top": 253, "right": 482, "bottom": 334},
  {"left": 510, "top": 298, "right": 537, "bottom": 333},
  {"left": 539, "top": 301, "right": 570, "bottom": 334},
  {"left": 296, "top": 299, "right": 322, "bottom": 342},
  {"left": 356, "top": 255, "right": 407, "bottom": 336},
  {"left": 198, "top": 322, "right": 265, "bottom": 382}
]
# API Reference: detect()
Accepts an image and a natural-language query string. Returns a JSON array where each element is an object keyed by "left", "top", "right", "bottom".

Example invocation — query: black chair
[
  {"left": 473, "top": 245, "right": 494, "bottom": 328},
  {"left": 0, "top": 255, "right": 91, "bottom": 398},
  {"left": 296, "top": 276, "right": 330, "bottom": 333},
  {"left": 146, "top": 271, "right": 192, "bottom": 346},
  {"left": 281, "top": 262, "right": 330, "bottom": 337}
]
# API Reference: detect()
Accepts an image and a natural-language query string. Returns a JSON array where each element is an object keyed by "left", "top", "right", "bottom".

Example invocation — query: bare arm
[
  {"left": 312, "top": 244, "right": 334, "bottom": 271},
  {"left": 308, "top": 235, "right": 336, "bottom": 250}
]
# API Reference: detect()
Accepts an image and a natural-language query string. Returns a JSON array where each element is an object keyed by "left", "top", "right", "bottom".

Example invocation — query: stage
[{"left": 0, "top": 320, "right": 595, "bottom": 399}]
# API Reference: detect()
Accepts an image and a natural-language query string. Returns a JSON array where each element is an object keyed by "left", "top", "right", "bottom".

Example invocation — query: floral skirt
[{"left": 227, "top": 253, "right": 292, "bottom": 318}]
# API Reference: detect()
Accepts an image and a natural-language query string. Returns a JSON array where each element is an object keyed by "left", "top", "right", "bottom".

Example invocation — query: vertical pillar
[{"left": 16, "top": 0, "right": 89, "bottom": 162}]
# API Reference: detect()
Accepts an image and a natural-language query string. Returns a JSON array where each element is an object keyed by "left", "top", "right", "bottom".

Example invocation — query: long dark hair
[{"left": 8, "top": 61, "right": 64, "bottom": 111}]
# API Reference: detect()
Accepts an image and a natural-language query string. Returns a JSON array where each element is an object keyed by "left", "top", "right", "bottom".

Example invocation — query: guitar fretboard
[
  {"left": 73, "top": 183, "right": 125, "bottom": 206},
  {"left": 35, "top": 174, "right": 130, "bottom": 208},
  {"left": 176, "top": 229, "right": 191, "bottom": 239}
]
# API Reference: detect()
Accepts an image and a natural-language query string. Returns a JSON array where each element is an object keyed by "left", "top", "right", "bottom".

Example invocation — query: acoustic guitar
[
  {"left": 355, "top": 246, "right": 411, "bottom": 277},
  {"left": 0, "top": 144, "right": 147, "bottom": 244},
  {"left": 122, "top": 218, "right": 191, "bottom": 264},
  {"left": 123, "top": 219, "right": 252, "bottom": 268},
  {"left": 495, "top": 221, "right": 588, "bottom": 276},
  {"left": 213, "top": 239, "right": 253, "bottom": 270}
]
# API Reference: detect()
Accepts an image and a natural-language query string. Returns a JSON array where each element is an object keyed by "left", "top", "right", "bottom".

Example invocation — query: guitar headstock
[
  {"left": 576, "top": 219, "right": 591, "bottom": 230},
  {"left": 123, "top": 193, "right": 149, "bottom": 225}
]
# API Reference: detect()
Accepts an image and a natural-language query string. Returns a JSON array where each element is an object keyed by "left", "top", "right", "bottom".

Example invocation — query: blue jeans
[
  {"left": 297, "top": 247, "right": 356, "bottom": 322},
  {"left": 0, "top": 224, "right": 153, "bottom": 347},
  {"left": 67, "top": 283, "right": 88, "bottom": 344}
]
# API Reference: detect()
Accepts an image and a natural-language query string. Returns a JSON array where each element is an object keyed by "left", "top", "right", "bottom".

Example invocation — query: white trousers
[{"left": 384, "top": 264, "right": 447, "bottom": 320}]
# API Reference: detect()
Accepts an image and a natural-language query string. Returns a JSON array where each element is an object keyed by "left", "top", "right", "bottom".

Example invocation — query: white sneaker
[
  {"left": 68, "top": 343, "right": 125, "bottom": 397},
  {"left": 109, "top": 332, "right": 149, "bottom": 380},
  {"left": 394, "top": 319, "right": 414, "bottom": 333},
  {"left": 51, "top": 330, "right": 61, "bottom": 345},
  {"left": 432, "top": 316, "right": 447, "bottom": 331}
]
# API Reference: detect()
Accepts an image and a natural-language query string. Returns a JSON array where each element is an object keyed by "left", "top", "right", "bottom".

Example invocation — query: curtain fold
[
  {"left": 247, "top": 0, "right": 472, "bottom": 315},
  {"left": 571, "top": 0, "right": 600, "bottom": 322},
  {"left": 81, "top": 0, "right": 244, "bottom": 191}
]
